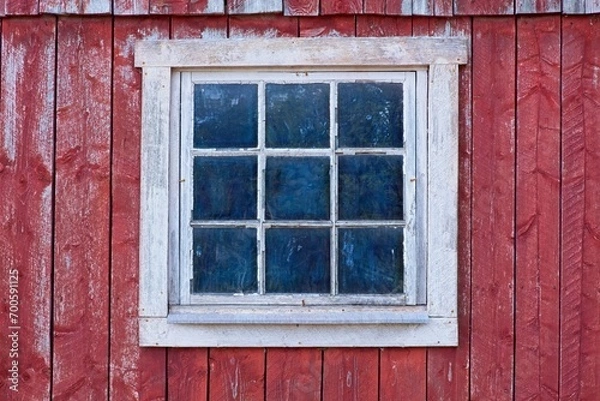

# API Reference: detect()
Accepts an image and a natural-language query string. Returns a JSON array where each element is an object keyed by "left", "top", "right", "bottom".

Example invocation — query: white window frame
[{"left": 136, "top": 37, "right": 468, "bottom": 347}]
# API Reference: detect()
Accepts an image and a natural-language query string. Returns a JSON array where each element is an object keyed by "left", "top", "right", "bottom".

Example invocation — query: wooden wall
[{"left": 0, "top": 2, "right": 599, "bottom": 400}]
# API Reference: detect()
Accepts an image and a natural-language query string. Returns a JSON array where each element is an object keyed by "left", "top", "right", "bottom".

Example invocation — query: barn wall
[{"left": 0, "top": 2, "right": 599, "bottom": 400}]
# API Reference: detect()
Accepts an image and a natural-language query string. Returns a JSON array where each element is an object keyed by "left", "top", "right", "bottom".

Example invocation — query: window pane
[
  {"left": 194, "top": 84, "right": 258, "bottom": 148},
  {"left": 193, "top": 157, "right": 257, "bottom": 220},
  {"left": 338, "top": 227, "right": 403, "bottom": 294},
  {"left": 338, "top": 82, "right": 403, "bottom": 148},
  {"left": 265, "top": 228, "right": 330, "bottom": 293},
  {"left": 266, "top": 83, "right": 330, "bottom": 148},
  {"left": 192, "top": 228, "right": 257, "bottom": 294},
  {"left": 265, "top": 157, "right": 330, "bottom": 220},
  {"left": 338, "top": 155, "right": 403, "bottom": 220}
]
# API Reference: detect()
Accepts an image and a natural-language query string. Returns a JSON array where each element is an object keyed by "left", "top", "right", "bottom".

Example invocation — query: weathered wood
[
  {"left": 560, "top": 15, "right": 600, "bottom": 401},
  {"left": 562, "top": 0, "right": 586, "bottom": 13},
  {"left": 171, "top": 16, "right": 228, "bottom": 38},
  {"left": 228, "top": 0, "right": 283, "bottom": 14},
  {"left": 356, "top": 16, "right": 412, "bottom": 36},
  {"left": 516, "top": 0, "right": 561, "bottom": 13},
  {"left": 110, "top": 17, "right": 169, "bottom": 401},
  {"left": 299, "top": 15, "right": 356, "bottom": 36},
  {"left": 425, "top": 16, "right": 472, "bottom": 401},
  {"left": 514, "top": 16, "right": 560, "bottom": 401},
  {"left": 113, "top": 0, "right": 149, "bottom": 14},
  {"left": 386, "top": 0, "right": 413, "bottom": 15},
  {"left": 363, "top": 0, "right": 385, "bottom": 14},
  {"left": 413, "top": 0, "right": 433, "bottom": 15},
  {"left": 0, "top": 17, "right": 54, "bottom": 401},
  {"left": 167, "top": 348, "right": 208, "bottom": 400},
  {"left": 434, "top": 0, "right": 454, "bottom": 15},
  {"left": 284, "top": 0, "right": 319, "bottom": 15},
  {"left": 470, "top": 17, "right": 516, "bottom": 401},
  {"left": 229, "top": 15, "right": 299, "bottom": 37},
  {"left": 52, "top": 17, "right": 112, "bottom": 400},
  {"left": 323, "top": 349, "right": 378, "bottom": 399},
  {"left": 321, "top": 0, "right": 362, "bottom": 14},
  {"left": 209, "top": 348, "right": 266, "bottom": 400},
  {"left": 266, "top": 349, "right": 322, "bottom": 401},
  {"left": 135, "top": 37, "right": 469, "bottom": 67},
  {"left": 149, "top": 0, "right": 223, "bottom": 14},
  {"left": 2, "top": 0, "right": 38, "bottom": 14},
  {"left": 39, "top": 0, "right": 111, "bottom": 14},
  {"left": 454, "top": 0, "right": 514, "bottom": 15},
  {"left": 380, "top": 349, "right": 426, "bottom": 400}
]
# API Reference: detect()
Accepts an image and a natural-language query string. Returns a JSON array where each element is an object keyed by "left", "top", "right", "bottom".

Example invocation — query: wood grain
[
  {"left": 110, "top": 17, "right": 169, "bottom": 401},
  {"left": 168, "top": 348, "right": 208, "bottom": 400},
  {"left": 515, "top": 16, "right": 560, "bottom": 401},
  {"left": 0, "top": 16, "right": 55, "bottom": 401},
  {"left": 356, "top": 16, "right": 412, "bottom": 36},
  {"left": 39, "top": 0, "right": 111, "bottom": 14},
  {"left": 266, "top": 348, "right": 322, "bottom": 401},
  {"left": 560, "top": 15, "right": 600, "bottom": 401},
  {"left": 454, "top": 0, "right": 514, "bottom": 15},
  {"left": 516, "top": 0, "right": 561, "bottom": 13},
  {"left": 380, "top": 348, "right": 426, "bottom": 400},
  {"left": 299, "top": 15, "right": 356, "bottom": 36},
  {"left": 363, "top": 0, "right": 386, "bottom": 14},
  {"left": 386, "top": 0, "right": 413, "bottom": 15},
  {"left": 1, "top": 0, "right": 38, "bottom": 14},
  {"left": 52, "top": 17, "right": 112, "bottom": 401},
  {"left": 229, "top": 15, "right": 299, "bottom": 38},
  {"left": 321, "top": 0, "right": 363, "bottom": 14},
  {"left": 149, "top": 0, "right": 223, "bottom": 14},
  {"left": 228, "top": 0, "right": 282, "bottom": 14},
  {"left": 322, "top": 348, "right": 378, "bottom": 400},
  {"left": 171, "top": 16, "right": 228, "bottom": 38},
  {"left": 209, "top": 348, "right": 266, "bottom": 401},
  {"left": 113, "top": 0, "right": 149, "bottom": 14},
  {"left": 470, "top": 17, "right": 516, "bottom": 401},
  {"left": 284, "top": 0, "right": 319, "bottom": 16}
]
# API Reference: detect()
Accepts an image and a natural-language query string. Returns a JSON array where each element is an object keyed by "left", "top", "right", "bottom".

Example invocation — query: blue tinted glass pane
[
  {"left": 192, "top": 228, "right": 257, "bottom": 293},
  {"left": 193, "top": 157, "right": 257, "bottom": 220},
  {"left": 194, "top": 84, "right": 258, "bottom": 148},
  {"left": 338, "top": 83, "right": 403, "bottom": 148},
  {"left": 338, "top": 156, "right": 403, "bottom": 220},
  {"left": 265, "top": 157, "right": 330, "bottom": 220},
  {"left": 338, "top": 227, "right": 403, "bottom": 294},
  {"left": 266, "top": 84, "right": 330, "bottom": 148},
  {"left": 265, "top": 228, "right": 330, "bottom": 293}
]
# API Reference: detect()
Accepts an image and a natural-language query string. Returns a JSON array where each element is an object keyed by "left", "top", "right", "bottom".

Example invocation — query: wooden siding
[{"left": 0, "top": 12, "right": 599, "bottom": 401}]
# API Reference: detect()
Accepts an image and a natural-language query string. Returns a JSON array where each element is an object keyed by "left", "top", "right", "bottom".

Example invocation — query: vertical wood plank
[
  {"left": 380, "top": 349, "right": 426, "bottom": 400},
  {"left": 228, "top": 0, "right": 283, "bottom": 14},
  {"left": 386, "top": 0, "right": 413, "bottom": 15},
  {"left": 515, "top": 16, "right": 561, "bottom": 401},
  {"left": 0, "top": 16, "right": 55, "bottom": 401},
  {"left": 322, "top": 348, "right": 378, "bottom": 400},
  {"left": 209, "top": 348, "right": 266, "bottom": 401},
  {"left": 560, "top": 15, "right": 600, "bottom": 401},
  {"left": 2, "top": 0, "right": 38, "bottom": 14},
  {"left": 284, "top": 0, "right": 319, "bottom": 16},
  {"left": 113, "top": 0, "right": 150, "bottom": 14},
  {"left": 454, "top": 0, "right": 514, "bottom": 15},
  {"left": 562, "top": 0, "right": 586, "bottom": 13},
  {"left": 110, "top": 17, "right": 169, "bottom": 401},
  {"left": 299, "top": 15, "right": 356, "bottom": 36},
  {"left": 171, "top": 16, "right": 228, "bottom": 38},
  {"left": 356, "top": 16, "right": 412, "bottom": 36},
  {"left": 39, "top": 0, "right": 111, "bottom": 14},
  {"left": 149, "top": 0, "right": 223, "bottom": 14},
  {"left": 168, "top": 348, "right": 208, "bottom": 400},
  {"left": 516, "top": 0, "right": 561, "bottom": 13},
  {"left": 470, "top": 17, "right": 516, "bottom": 401},
  {"left": 229, "top": 15, "right": 299, "bottom": 37},
  {"left": 433, "top": 0, "right": 453, "bottom": 15},
  {"left": 266, "top": 348, "right": 322, "bottom": 401},
  {"left": 52, "top": 16, "right": 112, "bottom": 401},
  {"left": 321, "top": 0, "right": 363, "bottom": 14},
  {"left": 413, "top": 0, "right": 433, "bottom": 15},
  {"left": 363, "top": 0, "right": 386, "bottom": 14},
  {"left": 425, "top": 16, "right": 472, "bottom": 401}
]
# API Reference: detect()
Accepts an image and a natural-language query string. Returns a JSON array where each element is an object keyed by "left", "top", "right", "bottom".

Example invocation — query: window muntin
[{"left": 178, "top": 71, "right": 419, "bottom": 307}]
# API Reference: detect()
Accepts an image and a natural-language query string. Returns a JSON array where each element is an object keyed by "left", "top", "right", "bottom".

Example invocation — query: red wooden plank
[
  {"left": 0, "top": 17, "right": 54, "bottom": 401},
  {"left": 113, "top": 0, "right": 150, "bottom": 14},
  {"left": 322, "top": 348, "right": 378, "bottom": 400},
  {"left": 110, "top": 17, "right": 169, "bottom": 401},
  {"left": 425, "top": 16, "right": 472, "bottom": 401},
  {"left": 168, "top": 348, "right": 208, "bottom": 400},
  {"left": 39, "top": 0, "right": 111, "bottom": 14},
  {"left": 52, "top": 17, "right": 112, "bottom": 400},
  {"left": 266, "top": 348, "right": 322, "bottom": 401},
  {"left": 284, "top": 0, "right": 319, "bottom": 16},
  {"left": 299, "top": 15, "right": 355, "bottom": 36},
  {"left": 356, "top": 16, "right": 412, "bottom": 36},
  {"left": 149, "top": 0, "right": 219, "bottom": 14},
  {"left": 229, "top": 15, "right": 299, "bottom": 37},
  {"left": 2, "top": 0, "right": 38, "bottom": 14},
  {"left": 470, "top": 17, "right": 516, "bottom": 401},
  {"left": 455, "top": 0, "right": 514, "bottom": 15},
  {"left": 560, "top": 15, "right": 600, "bottom": 401},
  {"left": 516, "top": 0, "right": 561, "bottom": 13},
  {"left": 380, "top": 349, "right": 426, "bottom": 400},
  {"left": 363, "top": 0, "right": 386, "bottom": 14},
  {"left": 171, "top": 16, "right": 228, "bottom": 38},
  {"left": 321, "top": 0, "right": 362, "bottom": 14},
  {"left": 209, "top": 348, "right": 265, "bottom": 401},
  {"left": 434, "top": 0, "right": 453, "bottom": 15},
  {"left": 514, "top": 16, "right": 560, "bottom": 401},
  {"left": 386, "top": 0, "right": 412, "bottom": 15}
]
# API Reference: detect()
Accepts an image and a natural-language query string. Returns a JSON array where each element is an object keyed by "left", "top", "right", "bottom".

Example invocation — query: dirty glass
[
  {"left": 192, "top": 228, "right": 257, "bottom": 294},
  {"left": 338, "top": 227, "right": 404, "bottom": 294},
  {"left": 265, "top": 228, "right": 330, "bottom": 293}
]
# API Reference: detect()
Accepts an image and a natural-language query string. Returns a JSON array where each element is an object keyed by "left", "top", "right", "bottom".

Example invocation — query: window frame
[{"left": 136, "top": 37, "right": 468, "bottom": 347}]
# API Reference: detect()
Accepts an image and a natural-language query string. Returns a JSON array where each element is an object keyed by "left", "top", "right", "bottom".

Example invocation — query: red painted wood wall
[{"left": 0, "top": 1, "right": 599, "bottom": 400}]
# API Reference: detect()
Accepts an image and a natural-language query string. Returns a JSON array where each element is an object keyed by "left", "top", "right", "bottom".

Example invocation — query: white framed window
[{"left": 136, "top": 37, "right": 468, "bottom": 347}]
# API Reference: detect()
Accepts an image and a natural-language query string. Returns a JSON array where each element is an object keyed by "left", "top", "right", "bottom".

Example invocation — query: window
[{"left": 136, "top": 37, "right": 468, "bottom": 347}]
